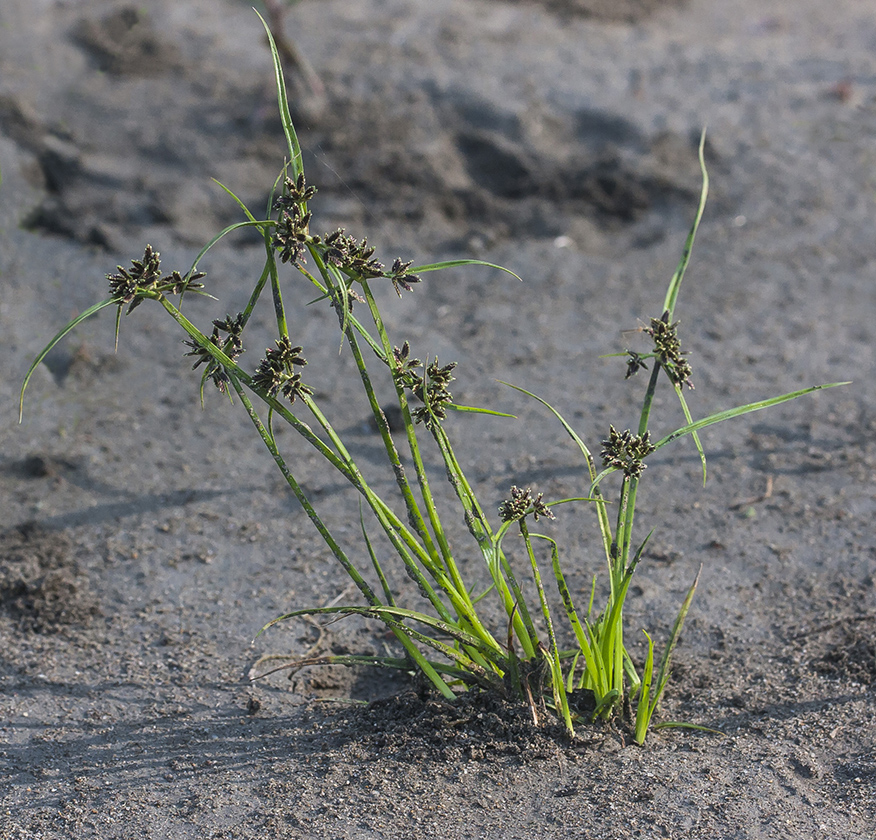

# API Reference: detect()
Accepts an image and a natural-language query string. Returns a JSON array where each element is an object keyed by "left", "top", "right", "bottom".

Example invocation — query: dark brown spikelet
[
  {"left": 253, "top": 337, "right": 313, "bottom": 403},
  {"left": 107, "top": 245, "right": 163, "bottom": 310},
  {"left": 600, "top": 425, "right": 655, "bottom": 478},
  {"left": 499, "top": 486, "right": 554, "bottom": 523},
  {"left": 645, "top": 313, "right": 693, "bottom": 389},
  {"left": 108, "top": 245, "right": 206, "bottom": 312},
  {"left": 182, "top": 312, "right": 245, "bottom": 395},
  {"left": 389, "top": 258, "right": 421, "bottom": 297}
]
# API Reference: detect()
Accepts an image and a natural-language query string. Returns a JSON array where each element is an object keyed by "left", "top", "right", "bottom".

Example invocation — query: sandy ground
[{"left": 1, "top": 0, "right": 875, "bottom": 837}]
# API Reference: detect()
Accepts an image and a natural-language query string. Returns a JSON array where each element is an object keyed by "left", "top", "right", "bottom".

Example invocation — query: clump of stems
[{"left": 20, "top": 16, "right": 846, "bottom": 745}]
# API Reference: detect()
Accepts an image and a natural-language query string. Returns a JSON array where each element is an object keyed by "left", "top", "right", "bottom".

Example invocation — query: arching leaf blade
[{"left": 19, "top": 298, "right": 118, "bottom": 421}]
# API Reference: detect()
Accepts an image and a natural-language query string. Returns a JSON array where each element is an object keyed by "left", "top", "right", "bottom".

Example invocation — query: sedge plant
[{"left": 19, "top": 17, "right": 846, "bottom": 744}]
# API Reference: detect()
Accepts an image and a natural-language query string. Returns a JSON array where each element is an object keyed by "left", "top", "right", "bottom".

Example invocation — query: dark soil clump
[
  {"left": 515, "top": 0, "right": 686, "bottom": 24},
  {"left": 346, "top": 689, "right": 575, "bottom": 762},
  {"left": 0, "top": 522, "right": 99, "bottom": 632},
  {"left": 811, "top": 615, "right": 876, "bottom": 686}
]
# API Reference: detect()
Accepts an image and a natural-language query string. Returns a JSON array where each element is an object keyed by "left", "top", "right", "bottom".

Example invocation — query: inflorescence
[
  {"left": 645, "top": 313, "right": 693, "bottom": 389},
  {"left": 623, "top": 312, "right": 693, "bottom": 389},
  {"left": 392, "top": 342, "right": 457, "bottom": 425},
  {"left": 183, "top": 313, "right": 244, "bottom": 395},
  {"left": 600, "top": 425, "right": 656, "bottom": 479},
  {"left": 499, "top": 485, "right": 554, "bottom": 523},
  {"left": 252, "top": 336, "right": 313, "bottom": 404},
  {"left": 271, "top": 174, "right": 420, "bottom": 298},
  {"left": 273, "top": 174, "right": 316, "bottom": 265},
  {"left": 107, "top": 245, "right": 205, "bottom": 312}
]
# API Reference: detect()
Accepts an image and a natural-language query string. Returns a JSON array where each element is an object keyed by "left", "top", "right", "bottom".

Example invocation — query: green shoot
[{"left": 18, "top": 16, "right": 847, "bottom": 745}]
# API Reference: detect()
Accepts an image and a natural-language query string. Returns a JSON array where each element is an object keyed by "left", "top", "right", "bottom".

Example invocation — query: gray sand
[{"left": 1, "top": 1, "right": 874, "bottom": 837}]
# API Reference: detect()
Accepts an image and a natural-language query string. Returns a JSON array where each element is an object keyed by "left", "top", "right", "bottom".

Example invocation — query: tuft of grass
[{"left": 19, "top": 15, "right": 847, "bottom": 744}]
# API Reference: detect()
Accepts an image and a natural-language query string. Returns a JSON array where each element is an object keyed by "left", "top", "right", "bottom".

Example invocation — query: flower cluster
[
  {"left": 107, "top": 245, "right": 205, "bottom": 312},
  {"left": 274, "top": 204, "right": 312, "bottom": 265},
  {"left": 392, "top": 341, "right": 422, "bottom": 374},
  {"left": 624, "top": 350, "right": 649, "bottom": 380},
  {"left": 252, "top": 336, "right": 312, "bottom": 403},
  {"left": 498, "top": 485, "right": 554, "bottom": 523},
  {"left": 275, "top": 173, "right": 317, "bottom": 208},
  {"left": 272, "top": 174, "right": 420, "bottom": 301},
  {"left": 645, "top": 313, "right": 693, "bottom": 389},
  {"left": 322, "top": 229, "right": 385, "bottom": 279},
  {"left": 272, "top": 174, "right": 317, "bottom": 265},
  {"left": 600, "top": 425, "right": 656, "bottom": 478},
  {"left": 392, "top": 343, "right": 457, "bottom": 426},
  {"left": 183, "top": 313, "right": 244, "bottom": 395},
  {"left": 388, "top": 258, "right": 421, "bottom": 297}
]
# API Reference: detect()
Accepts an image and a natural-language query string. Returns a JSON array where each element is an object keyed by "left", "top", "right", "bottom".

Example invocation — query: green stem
[
  {"left": 344, "top": 284, "right": 441, "bottom": 566},
  {"left": 637, "top": 361, "right": 662, "bottom": 438},
  {"left": 432, "top": 423, "right": 535, "bottom": 658},
  {"left": 232, "top": 374, "right": 455, "bottom": 699},
  {"left": 300, "top": 395, "right": 467, "bottom": 629},
  {"left": 268, "top": 246, "right": 290, "bottom": 340},
  {"left": 233, "top": 380, "right": 376, "bottom": 604},
  {"left": 519, "top": 522, "right": 573, "bottom": 733},
  {"left": 360, "top": 279, "right": 453, "bottom": 574}
]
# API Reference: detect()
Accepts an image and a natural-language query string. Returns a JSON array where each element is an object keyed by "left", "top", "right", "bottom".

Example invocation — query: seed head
[
  {"left": 273, "top": 173, "right": 317, "bottom": 210},
  {"left": 625, "top": 351, "right": 649, "bottom": 380},
  {"left": 252, "top": 336, "right": 312, "bottom": 403},
  {"left": 108, "top": 246, "right": 205, "bottom": 312},
  {"left": 600, "top": 425, "right": 655, "bottom": 478},
  {"left": 322, "top": 229, "right": 384, "bottom": 279},
  {"left": 389, "top": 258, "right": 421, "bottom": 297},
  {"left": 499, "top": 486, "right": 554, "bottom": 523},
  {"left": 645, "top": 314, "right": 693, "bottom": 389},
  {"left": 183, "top": 312, "right": 245, "bottom": 395},
  {"left": 274, "top": 204, "right": 312, "bottom": 265}
]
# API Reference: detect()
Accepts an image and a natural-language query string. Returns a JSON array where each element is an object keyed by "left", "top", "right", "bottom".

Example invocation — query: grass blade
[
  {"left": 634, "top": 631, "right": 656, "bottom": 744},
  {"left": 411, "top": 259, "right": 522, "bottom": 281},
  {"left": 652, "top": 565, "right": 701, "bottom": 706},
  {"left": 654, "top": 383, "right": 850, "bottom": 450},
  {"left": 663, "top": 128, "right": 709, "bottom": 319},
  {"left": 499, "top": 381, "right": 615, "bottom": 565},
  {"left": 359, "top": 501, "right": 395, "bottom": 607},
  {"left": 634, "top": 565, "right": 701, "bottom": 744},
  {"left": 675, "top": 385, "right": 707, "bottom": 485},
  {"left": 257, "top": 604, "right": 506, "bottom": 674},
  {"left": 447, "top": 404, "right": 517, "bottom": 418},
  {"left": 251, "top": 652, "right": 487, "bottom": 686},
  {"left": 19, "top": 298, "right": 118, "bottom": 421},
  {"left": 255, "top": 10, "right": 303, "bottom": 179},
  {"left": 188, "top": 219, "right": 273, "bottom": 277}
]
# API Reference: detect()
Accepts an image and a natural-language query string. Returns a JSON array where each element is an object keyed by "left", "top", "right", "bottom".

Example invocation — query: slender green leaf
[
  {"left": 590, "top": 382, "right": 851, "bottom": 493},
  {"left": 20, "top": 298, "right": 118, "bottom": 421},
  {"left": 188, "top": 219, "right": 273, "bottom": 277},
  {"left": 251, "top": 652, "right": 488, "bottom": 687},
  {"left": 212, "top": 179, "right": 260, "bottom": 223},
  {"left": 635, "top": 565, "right": 701, "bottom": 744},
  {"left": 652, "top": 721, "right": 726, "bottom": 736},
  {"left": 591, "top": 689, "right": 620, "bottom": 720},
  {"left": 654, "top": 383, "right": 850, "bottom": 450},
  {"left": 258, "top": 604, "right": 507, "bottom": 675},
  {"left": 652, "top": 565, "right": 701, "bottom": 706},
  {"left": 255, "top": 11, "right": 303, "bottom": 178},
  {"left": 547, "top": 533, "right": 609, "bottom": 699},
  {"left": 634, "top": 630, "right": 656, "bottom": 744},
  {"left": 410, "top": 259, "right": 522, "bottom": 281},
  {"left": 447, "top": 404, "right": 517, "bottom": 418},
  {"left": 663, "top": 128, "right": 709, "bottom": 319},
  {"left": 676, "top": 384, "right": 707, "bottom": 485},
  {"left": 359, "top": 502, "right": 395, "bottom": 607},
  {"left": 499, "top": 380, "right": 615, "bottom": 564}
]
